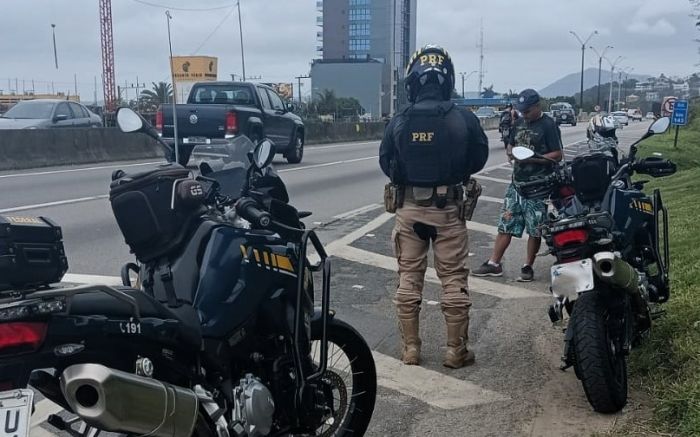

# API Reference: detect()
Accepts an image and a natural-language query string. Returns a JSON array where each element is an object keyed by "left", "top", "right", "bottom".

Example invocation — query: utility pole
[
  {"left": 74, "top": 74, "right": 78, "bottom": 98},
  {"left": 605, "top": 55, "right": 624, "bottom": 113},
  {"left": 295, "top": 74, "right": 310, "bottom": 105},
  {"left": 94, "top": 76, "right": 98, "bottom": 105},
  {"left": 569, "top": 30, "right": 598, "bottom": 113},
  {"left": 237, "top": 1, "right": 246, "bottom": 81},
  {"left": 590, "top": 45, "right": 612, "bottom": 109},
  {"left": 477, "top": 19, "right": 484, "bottom": 96},
  {"left": 459, "top": 71, "right": 477, "bottom": 98}
]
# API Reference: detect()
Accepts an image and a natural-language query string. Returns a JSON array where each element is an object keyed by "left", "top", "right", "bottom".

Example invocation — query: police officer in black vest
[{"left": 379, "top": 45, "right": 489, "bottom": 368}]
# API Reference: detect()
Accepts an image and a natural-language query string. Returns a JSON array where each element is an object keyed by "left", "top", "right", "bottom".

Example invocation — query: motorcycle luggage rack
[
  {"left": 0, "top": 283, "right": 141, "bottom": 319},
  {"left": 293, "top": 229, "right": 331, "bottom": 388}
]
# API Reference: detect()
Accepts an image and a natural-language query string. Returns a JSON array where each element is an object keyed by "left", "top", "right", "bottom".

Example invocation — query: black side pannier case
[
  {"left": 0, "top": 215, "right": 68, "bottom": 291},
  {"left": 109, "top": 164, "right": 199, "bottom": 263}
]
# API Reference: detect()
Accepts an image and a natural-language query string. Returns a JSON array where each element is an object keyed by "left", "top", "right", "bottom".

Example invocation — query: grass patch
[{"left": 621, "top": 107, "right": 700, "bottom": 436}]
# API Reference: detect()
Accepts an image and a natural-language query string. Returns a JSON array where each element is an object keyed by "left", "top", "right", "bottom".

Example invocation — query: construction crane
[{"left": 99, "top": 0, "right": 117, "bottom": 112}]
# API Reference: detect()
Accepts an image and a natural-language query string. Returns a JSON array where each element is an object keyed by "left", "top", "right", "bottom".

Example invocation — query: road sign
[
  {"left": 672, "top": 99, "right": 689, "bottom": 126},
  {"left": 662, "top": 96, "right": 677, "bottom": 117}
]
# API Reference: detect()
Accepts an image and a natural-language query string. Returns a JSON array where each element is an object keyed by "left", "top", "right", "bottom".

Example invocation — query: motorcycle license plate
[
  {"left": 551, "top": 259, "right": 594, "bottom": 295},
  {"left": 0, "top": 389, "right": 33, "bottom": 437}
]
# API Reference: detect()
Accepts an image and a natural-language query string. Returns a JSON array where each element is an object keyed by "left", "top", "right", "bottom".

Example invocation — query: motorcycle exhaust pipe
[
  {"left": 60, "top": 363, "right": 198, "bottom": 437},
  {"left": 592, "top": 251, "right": 639, "bottom": 294}
]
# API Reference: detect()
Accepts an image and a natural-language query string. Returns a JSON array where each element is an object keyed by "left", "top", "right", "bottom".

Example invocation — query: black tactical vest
[{"left": 395, "top": 102, "right": 468, "bottom": 187}]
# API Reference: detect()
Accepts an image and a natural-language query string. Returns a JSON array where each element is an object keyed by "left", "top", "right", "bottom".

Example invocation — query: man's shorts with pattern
[{"left": 497, "top": 183, "right": 547, "bottom": 238}]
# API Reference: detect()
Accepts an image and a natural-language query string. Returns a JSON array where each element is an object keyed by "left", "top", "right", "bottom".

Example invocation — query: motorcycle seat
[{"left": 68, "top": 286, "right": 202, "bottom": 348}]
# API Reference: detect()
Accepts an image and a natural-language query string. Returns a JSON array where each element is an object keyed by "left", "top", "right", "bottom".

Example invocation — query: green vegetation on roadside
[{"left": 625, "top": 103, "right": 700, "bottom": 436}]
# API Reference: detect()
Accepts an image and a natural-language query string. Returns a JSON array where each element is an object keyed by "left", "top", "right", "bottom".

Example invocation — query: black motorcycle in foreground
[
  {"left": 512, "top": 117, "right": 675, "bottom": 413},
  {"left": 0, "top": 108, "right": 376, "bottom": 436}
]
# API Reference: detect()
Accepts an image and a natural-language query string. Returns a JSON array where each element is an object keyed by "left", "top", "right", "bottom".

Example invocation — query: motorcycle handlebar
[{"left": 236, "top": 197, "right": 272, "bottom": 228}]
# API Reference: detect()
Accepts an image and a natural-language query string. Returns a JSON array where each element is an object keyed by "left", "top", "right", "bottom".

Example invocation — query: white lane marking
[
  {"left": 372, "top": 351, "right": 508, "bottom": 409},
  {"left": 332, "top": 203, "right": 383, "bottom": 220},
  {"left": 63, "top": 273, "right": 124, "bottom": 286},
  {"left": 475, "top": 162, "right": 511, "bottom": 175},
  {"left": 332, "top": 245, "right": 543, "bottom": 299},
  {"left": 306, "top": 141, "right": 378, "bottom": 151},
  {"left": 327, "top": 212, "right": 395, "bottom": 250},
  {"left": 0, "top": 195, "right": 109, "bottom": 213},
  {"left": 480, "top": 195, "right": 504, "bottom": 204},
  {"left": 31, "top": 398, "right": 63, "bottom": 427},
  {"left": 474, "top": 175, "right": 511, "bottom": 184},
  {"left": 0, "top": 161, "right": 162, "bottom": 180},
  {"left": 279, "top": 156, "right": 378, "bottom": 173}
]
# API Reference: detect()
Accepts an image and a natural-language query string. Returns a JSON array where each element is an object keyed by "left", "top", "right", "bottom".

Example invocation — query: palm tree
[
  {"left": 481, "top": 85, "right": 496, "bottom": 99},
  {"left": 315, "top": 89, "right": 337, "bottom": 115},
  {"left": 140, "top": 82, "right": 173, "bottom": 110}
]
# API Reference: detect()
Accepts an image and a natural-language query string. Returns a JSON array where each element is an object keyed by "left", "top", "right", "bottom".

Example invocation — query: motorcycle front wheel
[
  {"left": 309, "top": 318, "right": 377, "bottom": 436},
  {"left": 571, "top": 291, "right": 628, "bottom": 413}
]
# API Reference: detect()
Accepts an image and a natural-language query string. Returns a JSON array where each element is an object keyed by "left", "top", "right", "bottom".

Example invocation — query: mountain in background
[{"left": 540, "top": 68, "right": 650, "bottom": 98}]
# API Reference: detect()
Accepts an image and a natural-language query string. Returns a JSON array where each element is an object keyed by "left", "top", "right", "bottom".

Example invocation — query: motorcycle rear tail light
[
  {"left": 225, "top": 112, "right": 238, "bottom": 138},
  {"left": 155, "top": 110, "right": 163, "bottom": 134},
  {"left": 553, "top": 229, "right": 588, "bottom": 248},
  {"left": 0, "top": 322, "right": 48, "bottom": 355}
]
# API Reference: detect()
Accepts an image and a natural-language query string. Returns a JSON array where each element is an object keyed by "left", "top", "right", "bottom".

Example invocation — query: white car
[
  {"left": 627, "top": 109, "right": 643, "bottom": 121},
  {"left": 611, "top": 111, "right": 629, "bottom": 126},
  {"left": 646, "top": 112, "right": 655, "bottom": 120}
]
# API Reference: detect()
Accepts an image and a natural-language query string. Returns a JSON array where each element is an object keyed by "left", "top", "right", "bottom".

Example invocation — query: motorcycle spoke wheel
[{"left": 308, "top": 319, "right": 376, "bottom": 437}]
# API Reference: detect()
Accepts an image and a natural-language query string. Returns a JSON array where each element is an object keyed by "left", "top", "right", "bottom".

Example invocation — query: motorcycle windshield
[{"left": 190, "top": 136, "right": 256, "bottom": 199}]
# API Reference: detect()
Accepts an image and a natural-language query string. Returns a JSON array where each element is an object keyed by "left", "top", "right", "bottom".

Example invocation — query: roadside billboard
[
  {"left": 171, "top": 56, "right": 218, "bottom": 83},
  {"left": 263, "top": 83, "right": 294, "bottom": 101}
]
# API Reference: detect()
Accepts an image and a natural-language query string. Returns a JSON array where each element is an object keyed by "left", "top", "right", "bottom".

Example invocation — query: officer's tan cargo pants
[{"left": 392, "top": 201, "right": 472, "bottom": 320}]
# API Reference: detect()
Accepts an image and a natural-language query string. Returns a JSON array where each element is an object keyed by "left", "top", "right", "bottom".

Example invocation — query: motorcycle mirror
[
  {"left": 253, "top": 139, "right": 276, "bottom": 169},
  {"left": 116, "top": 107, "right": 144, "bottom": 133},
  {"left": 648, "top": 117, "right": 671, "bottom": 135},
  {"left": 512, "top": 146, "right": 536, "bottom": 161}
]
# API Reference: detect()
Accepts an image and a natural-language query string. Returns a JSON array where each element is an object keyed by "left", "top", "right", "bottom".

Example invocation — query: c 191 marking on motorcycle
[
  {"left": 120, "top": 319, "right": 142, "bottom": 335},
  {"left": 630, "top": 199, "right": 654, "bottom": 215}
]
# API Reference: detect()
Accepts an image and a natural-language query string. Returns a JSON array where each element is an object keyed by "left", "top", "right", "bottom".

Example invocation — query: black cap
[{"left": 515, "top": 88, "right": 541, "bottom": 111}]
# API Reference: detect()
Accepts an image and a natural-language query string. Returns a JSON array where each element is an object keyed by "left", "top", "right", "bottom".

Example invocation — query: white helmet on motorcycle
[{"left": 587, "top": 114, "right": 617, "bottom": 139}]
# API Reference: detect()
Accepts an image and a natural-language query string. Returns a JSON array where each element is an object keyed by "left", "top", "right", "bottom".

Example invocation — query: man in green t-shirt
[{"left": 473, "top": 89, "right": 563, "bottom": 281}]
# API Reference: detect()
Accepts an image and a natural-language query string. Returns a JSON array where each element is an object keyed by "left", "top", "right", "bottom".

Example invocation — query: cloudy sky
[{"left": 1, "top": 0, "right": 698, "bottom": 101}]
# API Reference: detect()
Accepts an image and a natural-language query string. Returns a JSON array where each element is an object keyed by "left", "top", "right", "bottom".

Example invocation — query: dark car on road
[
  {"left": 0, "top": 99, "right": 102, "bottom": 129},
  {"left": 550, "top": 102, "right": 577, "bottom": 126},
  {"left": 159, "top": 82, "right": 305, "bottom": 163}
]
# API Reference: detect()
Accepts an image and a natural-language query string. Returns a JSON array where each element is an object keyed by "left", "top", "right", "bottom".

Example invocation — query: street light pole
[
  {"left": 605, "top": 55, "right": 624, "bottom": 113},
  {"left": 51, "top": 24, "right": 59, "bottom": 69},
  {"left": 237, "top": 1, "right": 246, "bottom": 81},
  {"left": 569, "top": 30, "right": 598, "bottom": 113},
  {"left": 459, "top": 71, "right": 477, "bottom": 98},
  {"left": 590, "top": 45, "right": 613, "bottom": 109},
  {"left": 165, "top": 10, "right": 179, "bottom": 164}
]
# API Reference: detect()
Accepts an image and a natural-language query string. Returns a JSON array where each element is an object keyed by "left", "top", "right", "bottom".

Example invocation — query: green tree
[
  {"left": 336, "top": 97, "right": 364, "bottom": 118},
  {"left": 140, "top": 82, "right": 173, "bottom": 110}
]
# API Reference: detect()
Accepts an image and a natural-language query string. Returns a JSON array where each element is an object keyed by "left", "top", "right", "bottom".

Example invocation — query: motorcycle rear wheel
[
  {"left": 571, "top": 291, "right": 628, "bottom": 413},
  {"left": 309, "top": 318, "right": 377, "bottom": 436}
]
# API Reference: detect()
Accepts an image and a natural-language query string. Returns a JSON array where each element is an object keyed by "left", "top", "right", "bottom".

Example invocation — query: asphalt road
[
  {"left": 8, "top": 120, "right": 655, "bottom": 436},
  {"left": 0, "top": 121, "right": 608, "bottom": 276}
]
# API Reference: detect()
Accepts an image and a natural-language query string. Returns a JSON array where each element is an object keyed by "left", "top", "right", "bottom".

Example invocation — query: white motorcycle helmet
[{"left": 587, "top": 114, "right": 617, "bottom": 139}]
